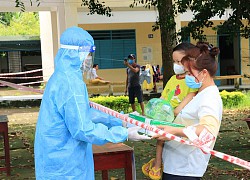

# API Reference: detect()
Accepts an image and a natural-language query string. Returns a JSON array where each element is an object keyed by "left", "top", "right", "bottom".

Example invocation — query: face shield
[
  {"left": 80, "top": 45, "right": 95, "bottom": 73},
  {"left": 60, "top": 44, "right": 96, "bottom": 74},
  {"left": 80, "top": 46, "right": 96, "bottom": 80}
]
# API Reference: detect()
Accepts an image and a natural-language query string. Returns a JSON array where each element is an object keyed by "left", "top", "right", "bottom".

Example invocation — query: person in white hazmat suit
[{"left": 34, "top": 26, "right": 149, "bottom": 179}]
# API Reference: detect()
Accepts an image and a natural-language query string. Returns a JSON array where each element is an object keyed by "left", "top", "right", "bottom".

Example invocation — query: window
[{"left": 89, "top": 30, "right": 136, "bottom": 69}]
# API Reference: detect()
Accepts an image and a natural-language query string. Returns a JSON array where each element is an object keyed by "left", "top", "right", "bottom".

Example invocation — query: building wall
[{"left": 79, "top": 22, "right": 162, "bottom": 82}]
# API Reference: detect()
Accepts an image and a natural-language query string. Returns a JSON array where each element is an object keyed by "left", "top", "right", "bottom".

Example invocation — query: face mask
[
  {"left": 173, "top": 63, "right": 185, "bottom": 75},
  {"left": 128, "top": 59, "right": 134, "bottom": 65},
  {"left": 185, "top": 75, "right": 202, "bottom": 89}
]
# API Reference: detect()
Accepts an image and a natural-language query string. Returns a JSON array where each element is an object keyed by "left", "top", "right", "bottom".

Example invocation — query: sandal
[
  {"left": 142, "top": 158, "right": 155, "bottom": 177},
  {"left": 148, "top": 166, "right": 162, "bottom": 180}
]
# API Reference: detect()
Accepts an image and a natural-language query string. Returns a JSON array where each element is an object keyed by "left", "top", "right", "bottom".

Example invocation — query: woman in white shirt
[{"left": 154, "top": 42, "right": 222, "bottom": 180}]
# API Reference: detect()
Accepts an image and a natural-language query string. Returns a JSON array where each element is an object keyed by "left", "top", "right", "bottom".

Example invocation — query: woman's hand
[
  {"left": 152, "top": 125, "right": 184, "bottom": 141},
  {"left": 152, "top": 126, "right": 172, "bottom": 141}
]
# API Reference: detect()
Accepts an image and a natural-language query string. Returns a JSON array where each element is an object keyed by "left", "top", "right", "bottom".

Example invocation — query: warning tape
[
  {"left": 18, "top": 81, "right": 45, "bottom": 86},
  {"left": 0, "top": 69, "right": 43, "bottom": 76},
  {"left": 89, "top": 101, "right": 250, "bottom": 170},
  {"left": 0, "top": 81, "right": 44, "bottom": 87},
  {"left": 0, "top": 76, "right": 43, "bottom": 79},
  {"left": 0, "top": 80, "right": 44, "bottom": 94}
]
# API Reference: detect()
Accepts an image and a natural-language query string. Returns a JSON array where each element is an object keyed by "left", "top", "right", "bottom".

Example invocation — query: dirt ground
[
  {"left": 0, "top": 106, "right": 250, "bottom": 179},
  {"left": 0, "top": 87, "right": 250, "bottom": 179},
  {"left": 0, "top": 107, "right": 39, "bottom": 125}
]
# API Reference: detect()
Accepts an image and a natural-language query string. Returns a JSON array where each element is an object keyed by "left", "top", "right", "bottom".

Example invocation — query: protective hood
[{"left": 54, "top": 26, "right": 94, "bottom": 75}]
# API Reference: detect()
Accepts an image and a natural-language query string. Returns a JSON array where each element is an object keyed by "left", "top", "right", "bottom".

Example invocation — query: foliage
[
  {"left": 15, "top": 0, "right": 40, "bottom": 12},
  {"left": 0, "top": 12, "right": 16, "bottom": 25},
  {"left": 90, "top": 95, "right": 134, "bottom": 113},
  {"left": 0, "top": 12, "right": 40, "bottom": 36},
  {"left": 39, "top": 82, "right": 46, "bottom": 90},
  {"left": 90, "top": 91, "right": 250, "bottom": 113},
  {"left": 220, "top": 90, "right": 246, "bottom": 108},
  {"left": 0, "top": 51, "right": 7, "bottom": 57},
  {"left": 81, "top": 0, "right": 112, "bottom": 17},
  {"left": 177, "top": 0, "right": 250, "bottom": 40}
]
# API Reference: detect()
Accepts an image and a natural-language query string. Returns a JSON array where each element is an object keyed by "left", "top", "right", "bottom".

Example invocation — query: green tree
[
  {"left": 0, "top": 12, "right": 40, "bottom": 36},
  {"left": 177, "top": 0, "right": 250, "bottom": 40},
  {"left": 0, "top": 12, "right": 18, "bottom": 26}
]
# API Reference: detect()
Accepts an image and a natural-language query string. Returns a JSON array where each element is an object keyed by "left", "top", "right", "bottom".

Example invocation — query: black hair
[
  {"left": 128, "top": 54, "right": 136, "bottom": 59},
  {"left": 181, "top": 42, "right": 220, "bottom": 77},
  {"left": 173, "top": 42, "right": 196, "bottom": 52},
  {"left": 93, "top": 64, "right": 98, "bottom": 68}
]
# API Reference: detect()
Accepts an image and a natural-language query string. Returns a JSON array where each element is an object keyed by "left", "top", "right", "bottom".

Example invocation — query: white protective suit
[{"left": 34, "top": 27, "right": 128, "bottom": 179}]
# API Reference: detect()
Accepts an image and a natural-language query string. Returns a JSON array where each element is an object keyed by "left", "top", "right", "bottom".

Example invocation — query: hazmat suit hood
[
  {"left": 34, "top": 27, "right": 128, "bottom": 180},
  {"left": 55, "top": 26, "right": 94, "bottom": 75}
]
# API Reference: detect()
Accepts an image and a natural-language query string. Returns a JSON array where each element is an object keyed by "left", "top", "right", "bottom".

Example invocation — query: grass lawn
[{"left": 0, "top": 107, "right": 249, "bottom": 179}]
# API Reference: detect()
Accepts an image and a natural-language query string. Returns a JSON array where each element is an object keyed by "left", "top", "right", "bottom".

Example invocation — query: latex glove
[{"left": 127, "top": 126, "right": 151, "bottom": 141}]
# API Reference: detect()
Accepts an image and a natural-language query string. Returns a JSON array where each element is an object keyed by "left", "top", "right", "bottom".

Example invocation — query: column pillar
[{"left": 39, "top": 11, "right": 56, "bottom": 81}]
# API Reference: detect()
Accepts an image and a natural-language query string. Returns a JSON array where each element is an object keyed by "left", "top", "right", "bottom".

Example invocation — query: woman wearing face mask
[
  {"left": 154, "top": 43, "right": 222, "bottom": 180},
  {"left": 142, "top": 43, "right": 198, "bottom": 180}
]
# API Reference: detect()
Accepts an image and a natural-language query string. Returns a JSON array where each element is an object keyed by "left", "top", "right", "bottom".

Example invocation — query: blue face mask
[
  {"left": 128, "top": 59, "right": 134, "bottom": 65},
  {"left": 185, "top": 75, "right": 202, "bottom": 89}
]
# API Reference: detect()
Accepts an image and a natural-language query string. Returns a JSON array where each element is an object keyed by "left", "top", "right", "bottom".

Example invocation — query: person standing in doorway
[{"left": 124, "top": 54, "right": 145, "bottom": 116}]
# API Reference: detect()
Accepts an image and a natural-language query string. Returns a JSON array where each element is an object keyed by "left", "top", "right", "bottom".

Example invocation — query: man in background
[{"left": 124, "top": 54, "right": 145, "bottom": 116}]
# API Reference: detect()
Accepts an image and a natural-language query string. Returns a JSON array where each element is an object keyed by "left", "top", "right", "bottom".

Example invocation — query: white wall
[{"left": 78, "top": 10, "right": 158, "bottom": 24}]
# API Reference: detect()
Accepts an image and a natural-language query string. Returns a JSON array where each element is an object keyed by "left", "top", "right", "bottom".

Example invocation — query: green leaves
[
  {"left": 15, "top": 0, "right": 40, "bottom": 12},
  {"left": 81, "top": 0, "right": 112, "bottom": 17},
  {"left": 177, "top": 0, "right": 250, "bottom": 41},
  {"left": 220, "top": 90, "right": 246, "bottom": 108},
  {"left": 0, "top": 12, "right": 40, "bottom": 36},
  {"left": 90, "top": 95, "right": 134, "bottom": 113}
]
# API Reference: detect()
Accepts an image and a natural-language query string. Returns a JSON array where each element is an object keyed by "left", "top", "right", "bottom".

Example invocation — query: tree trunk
[{"left": 158, "top": 0, "right": 175, "bottom": 87}]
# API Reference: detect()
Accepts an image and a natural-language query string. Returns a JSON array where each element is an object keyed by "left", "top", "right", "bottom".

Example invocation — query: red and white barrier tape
[
  {"left": 0, "top": 76, "right": 43, "bottom": 79},
  {"left": 0, "top": 69, "right": 42, "bottom": 76},
  {"left": 0, "top": 81, "right": 45, "bottom": 87},
  {"left": 89, "top": 101, "right": 250, "bottom": 170},
  {"left": 0, "top": 80, "right": 44, "bottom": 94},
  {"left": 18, "top": 81, "right": 45, "bottom": 86}
]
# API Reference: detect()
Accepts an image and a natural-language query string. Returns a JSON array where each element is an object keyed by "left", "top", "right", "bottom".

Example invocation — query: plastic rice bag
[{"left": 145, "top": 98, "right": 174, "bottom": 123}]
